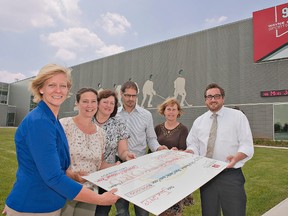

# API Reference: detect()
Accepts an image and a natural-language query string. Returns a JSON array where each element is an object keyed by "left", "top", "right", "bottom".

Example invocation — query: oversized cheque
[{"left": 84, "top": 150, "right": 227, "bottom": 215}]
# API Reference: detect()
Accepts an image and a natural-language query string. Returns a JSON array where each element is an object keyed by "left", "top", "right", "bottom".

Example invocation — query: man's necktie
[{"left": 206, "top": 113, "right": 218, "bottom": 158}]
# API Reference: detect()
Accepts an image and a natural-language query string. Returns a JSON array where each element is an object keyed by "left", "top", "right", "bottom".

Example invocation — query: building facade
[{"left": 5, "top": 18, "right": 288, "bottom": 140}]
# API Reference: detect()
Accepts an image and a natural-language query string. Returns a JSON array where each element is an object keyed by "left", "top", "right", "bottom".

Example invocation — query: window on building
[
  {"left": 6, "top": 106, "right": 16, "bottom": 126},
  {"left": 29, "top": 95, "right": 37, "bottom": 111},
  {"left": 274, "top": 104, "right": 288, "bottom": 141},
  {"left": 6, "top": 112, "right": 15, "bottom": 126},
  {"left": 0, "top": 82, "right": 9, "bottom": 104}
]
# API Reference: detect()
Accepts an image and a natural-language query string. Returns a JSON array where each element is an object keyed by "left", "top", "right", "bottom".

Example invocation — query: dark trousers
[
  {"left": 200, "top": 168, "right": 246, "bottom": 216},
  {"left": 95, "top": 187, "right": 112, "bottom": 216},
  {"left": 115, "top": 198, "right": 149, "bottom": 216}
]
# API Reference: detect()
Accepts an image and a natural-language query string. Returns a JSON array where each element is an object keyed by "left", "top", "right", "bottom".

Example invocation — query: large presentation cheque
[{"left": 84, "top": 150, "right": 227, "bottom": 215}]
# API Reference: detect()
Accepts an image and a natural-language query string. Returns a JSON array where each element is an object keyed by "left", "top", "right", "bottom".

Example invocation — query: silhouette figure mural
[
  {"left": 100, "top": 69, "right": 192, "bottom": 109},
  {"left": 97, "top": 83, "right": 103, "bottom": 93},
  {"left": 141, "top": 74, "right": 156, "bottom": 107},
  {"left": 173, "top": 69, "right": 192, "bottom": 107},
  {"left": 113, "top": 83, "right": 122, "bottom": 106}
]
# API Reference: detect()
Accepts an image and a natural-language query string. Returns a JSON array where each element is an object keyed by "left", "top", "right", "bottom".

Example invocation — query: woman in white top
[{"left": 60, "top": 87, "right": 113, "bottom": 216}]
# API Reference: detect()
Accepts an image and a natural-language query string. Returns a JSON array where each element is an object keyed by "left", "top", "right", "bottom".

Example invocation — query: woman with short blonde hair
[
  {"left": 29, "top": 64, "right": 72, "bottom": 103},
  {"left": 157, "top": 97, "right": 184, "bottom": 117},
  {"left": 5, "top": 64, "right": 119, "bottom": 216}
]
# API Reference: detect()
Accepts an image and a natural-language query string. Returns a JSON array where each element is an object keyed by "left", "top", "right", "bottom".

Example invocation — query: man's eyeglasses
[
  {"left": 205, "top": 94, "right": 222, "bottom": 100},
  {"left": 123, "top": 93, "right": 138, "bottom": 98}
]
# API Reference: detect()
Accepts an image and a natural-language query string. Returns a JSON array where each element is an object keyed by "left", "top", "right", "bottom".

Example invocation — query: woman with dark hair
[
  {"left": 60, "top": 87, "right": 116, "bottom": 216},
  {"left": 94, "top": 89, "right": 135, "bottom": 216}
]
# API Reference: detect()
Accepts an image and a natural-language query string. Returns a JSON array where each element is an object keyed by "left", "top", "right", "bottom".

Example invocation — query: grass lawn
[{"left": 0, "top": 127, "right": 287, "bottom": 215}]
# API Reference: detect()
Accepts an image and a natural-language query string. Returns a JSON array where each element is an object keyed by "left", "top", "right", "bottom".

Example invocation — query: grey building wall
[
  {"left": 59, "top": 18, "right": 287, "bottom": 139},
  {"left": 0, "top": 104, "right": 8, "bottom": 126},
  {"left": 8, "top": 78, "right": 33, "bottom": 126},
  {"left": 6, "top": 18, "right": 288, "bottom": 139}
]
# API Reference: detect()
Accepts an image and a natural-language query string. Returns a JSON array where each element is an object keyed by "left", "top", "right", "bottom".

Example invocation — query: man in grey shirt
[{"left": 115, "top": 80, "right": 167, "bottom": 216}]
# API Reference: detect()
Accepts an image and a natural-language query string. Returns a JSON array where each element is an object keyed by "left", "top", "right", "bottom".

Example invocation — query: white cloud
[
  {"left": 30, "top": 14, "right": 55, "bottom": 28},
  {"left": 42, "top": 27, "right": 125, "bottom": 61},
  {"left": 97, "top": 44, "right": 125, "bottom": 56},
  {"left": 0, "top": 0, "right": 81, "bottom": 32},
  {"left": 30, "top": 70, "right": 39, "bottom": 77},
  {"left": 0, "top": 70, "right": 27, "bottom": 83},
  {"left": 43, "top": 27, "right": 104, "bottom": 50},
  {"left": 101, "top": 12, "right": 131, "bottom": 35},
  {"left": 55, "top": 48, "right": 77, "bottom": 61},
  {"left": 205, "top": 16, "right": 228, "bottom": 25},
  {"left": 44, "top": 0, "right": 82, "bottom": 26}
]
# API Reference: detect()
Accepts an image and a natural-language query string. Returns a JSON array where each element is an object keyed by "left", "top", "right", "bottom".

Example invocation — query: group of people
[{"left": 4, "top": 63, "right": 254, "bottom": 216}]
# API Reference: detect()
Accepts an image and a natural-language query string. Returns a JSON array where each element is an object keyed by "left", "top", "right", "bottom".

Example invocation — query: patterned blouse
[
  {"left": 100, "top": 117, "right": 130, "bottom": 164},
  {"left": 60, "top": 117, "right": 106, "bottom": 191}
]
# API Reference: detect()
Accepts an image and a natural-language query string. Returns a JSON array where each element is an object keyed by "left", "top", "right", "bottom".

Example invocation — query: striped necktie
[{"left": 206, "top": 113, "right": 218, "bottom": 158}]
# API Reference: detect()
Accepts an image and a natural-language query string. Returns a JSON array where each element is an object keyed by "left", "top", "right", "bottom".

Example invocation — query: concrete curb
[
  {"left": 254, "top": 145, "right": 288, "bottom": 150},
  {"left": 262, "top": 198, "right": 288, "bottom": 216}
]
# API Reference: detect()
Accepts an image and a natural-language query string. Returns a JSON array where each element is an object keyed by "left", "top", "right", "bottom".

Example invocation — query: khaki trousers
[{"left": 5, "top": 205, "right": 61, "bottom": 216}]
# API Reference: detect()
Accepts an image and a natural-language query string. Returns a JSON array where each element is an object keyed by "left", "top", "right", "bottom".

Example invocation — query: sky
[{"left": 0, "top": 0, "right": 287, "bottom": 83}]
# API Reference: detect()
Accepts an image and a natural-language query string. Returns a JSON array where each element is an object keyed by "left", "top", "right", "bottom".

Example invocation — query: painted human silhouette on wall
[
  {"left": 173, "top": 69, "right": 192, "bottom": 107},
  {"left": 97, "top": 83, "right": 103, "bottom": 93},
  {"left": 141, "top": 74, "right": 156, "bottom": 107},
  {"left": 113, "top": 83, "right": 122, "bottom": 106}
]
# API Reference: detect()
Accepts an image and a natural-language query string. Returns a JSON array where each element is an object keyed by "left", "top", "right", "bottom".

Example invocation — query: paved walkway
[
  {"left": 254, "top": 145, "right": 288, "bottom": 150},
  {"left": 262, "top": 198, "right": 288, "bottom": 216}
]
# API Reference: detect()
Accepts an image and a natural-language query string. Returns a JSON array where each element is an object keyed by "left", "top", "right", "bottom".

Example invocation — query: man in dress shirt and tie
[{"left": 186, "top": 83, "right": 254, "bottom": 216}]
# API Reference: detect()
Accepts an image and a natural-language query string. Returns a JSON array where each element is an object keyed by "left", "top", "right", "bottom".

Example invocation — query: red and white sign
[{"left": 253, "top": 3, "right": 288, "bottom": 62}]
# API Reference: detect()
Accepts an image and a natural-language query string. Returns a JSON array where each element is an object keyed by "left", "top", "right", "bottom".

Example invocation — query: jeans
[{"left": 115, "top": 198, "right": 149, "bottom": 216}]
